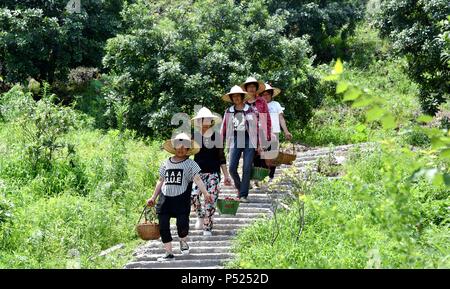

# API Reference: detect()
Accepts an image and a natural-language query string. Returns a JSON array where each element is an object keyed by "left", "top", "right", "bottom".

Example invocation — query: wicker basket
[
  {"left": 217, "top": 199, "right": 240, "bottom": 215},
  {"left": 273, "top": 143, "right": 297, "bottom": 166},
  {"left": 251, "top": 166, "right": 270, "bottom": 181},
  {"left": 136, "top": 205, "right": 160, "bottom": 240}
]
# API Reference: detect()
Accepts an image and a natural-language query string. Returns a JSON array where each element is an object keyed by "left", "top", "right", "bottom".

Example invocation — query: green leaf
[
  {"left": 355, "top": 123, "right": 366, "bottom": 132},
  {"left": 351, "top": 95, "right": 373, "bottom": 108},
  {"left": 366, "top": 106, "right": 384, "bottom": 122},
  {"left": 343, "top": 87, "right": 362, "bottom": 101},
  {"left": 440, "top": 148, "right": 450, "bottom": 159},
  {"left": 324, "top": 74, "right": 339, "bottom": 81},
  {"left": 432, "top": 172, "right": 444, "bottom": 186},
  {"left": 333, "top": 59, "right": 344, "bottom": 74},
  {"left": 444, "top": 173, "right": 450, "bottom": 186},
  {"left": 417, "top": 115, "right": 433, "bottom": 123},
  {"left": 336, "top": 81, "right": 349, "bottom": 94},
  {"left": 431, "top": 137, "right": 446, "bottom": 150},
  {"left": 381, "top": 113, "right": 396, "bottom": 129}
]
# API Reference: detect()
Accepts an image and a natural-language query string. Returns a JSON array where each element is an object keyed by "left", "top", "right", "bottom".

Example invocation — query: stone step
[
  {"left": 190, "top": 211, "right": 271, "bottom": 218},
  {"left": 174, "top": 235, "right": 235, "bottom": 242},
  {"left": 136, "top": 246, "right": 231, "bottom": 255},
  {"left": 135, "top": 252, "right": 235, "bottom": 262},
  {"left": 171, "top": 224, "right": 248, "bottom": 230},
  {"left": 125, "top": 259, "right": 230, "bottom": 269},
  {"left": 141, "top": 240, "right": 233, "bottom": 249},
  {"left": 171, "top": 229, "right": 237, "bottom": 236},
  {"left": 189, "top": 218, "right": 258, "bottom": 224}
]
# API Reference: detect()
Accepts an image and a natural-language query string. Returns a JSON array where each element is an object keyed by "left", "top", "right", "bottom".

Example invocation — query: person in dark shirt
[{"left": 191, "top": 107, "right": 232, "bottom": 236}]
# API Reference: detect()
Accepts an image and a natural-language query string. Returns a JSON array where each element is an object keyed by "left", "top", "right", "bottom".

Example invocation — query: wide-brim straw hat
[
  {"left": 163, "top": 132, "right": 200, "bottom": 156},
  {"left": 221, "top": 85, "right": 251, "bottom": 103},
  {"left": 262, "top": 83, "right": 281, "bottom": 97},
  {"left": 240, "top": 77, "right": 266, "bottom": 95},
  {"left": 191, "top": 107, "right": 220, "bottom": 121}
]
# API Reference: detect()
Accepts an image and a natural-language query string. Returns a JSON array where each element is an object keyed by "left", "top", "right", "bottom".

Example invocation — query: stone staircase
[{"left": 124, "top": 143, "right": 370, "bottom": 269}]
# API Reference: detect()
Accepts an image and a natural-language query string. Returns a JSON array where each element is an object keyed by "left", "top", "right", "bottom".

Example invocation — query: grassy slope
[{"left": 230, "top": 24, "right": 449, "bottom": 268}]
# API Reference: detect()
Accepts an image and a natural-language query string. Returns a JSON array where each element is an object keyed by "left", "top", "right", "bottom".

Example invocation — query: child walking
[
  {"left": 191, "top": 107, "right": 232, "bottom": 236},
  {"left": 147, "top": 132, "right": 212, "bottom": 262}
]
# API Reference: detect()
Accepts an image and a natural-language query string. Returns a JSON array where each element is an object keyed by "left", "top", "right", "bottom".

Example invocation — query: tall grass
[
  {"left": 0, "top": 86, "right": 169, "bottom": 268},
  {"left": 229, "top": 143, "right": 449, "bottom": 268}
]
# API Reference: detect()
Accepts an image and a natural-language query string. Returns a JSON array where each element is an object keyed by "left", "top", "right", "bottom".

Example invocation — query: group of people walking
[{"left": 146, "top": 77, "right": 292, "bottom": 261}]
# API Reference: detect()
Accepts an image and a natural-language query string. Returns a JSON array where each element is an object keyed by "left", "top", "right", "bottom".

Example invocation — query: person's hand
[
  {"left": 203, "top": 192, "right": 213, "bottom": 203},
  {"left": 285, "top": 131, "right": 293, "bottom": 141},
  {"left": 224, "top": 176, "right": 232, "bottom": 186},
  {"left": 147, "top": 197, "right": 156, "bottom": 207}
]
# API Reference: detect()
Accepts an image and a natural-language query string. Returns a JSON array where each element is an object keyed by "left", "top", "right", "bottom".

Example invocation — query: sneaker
[
  {"left": 240, "top": 196, "right": 249, "bottom": 203},
  {"left": 195, "top": 217, "right": 204, "bottom": 230},
  {"left": 203, "top": 230, "right": 212, "bottom": 236},
  {"left": 157, "top": 252, "right": 175, "bottom": 262},
  {"left": 180, "top": 240, "right": 190, "bottom": 255}
]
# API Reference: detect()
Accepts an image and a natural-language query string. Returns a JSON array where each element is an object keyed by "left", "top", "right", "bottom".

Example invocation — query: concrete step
[
  {"left": 171, "top": 224, "right": 248, "bottom": 230},
  {"left": 135, "top": 252, "right": 235, "bottom": 262},
  {"left": 189, "top": 218, "right": 258, "bottom": 224},
  {"left": 141, "top": 240, "right": 233, "bottom": 249},
  {"left": 125, "top": 259, "right": 230, "bottom": 269},
  {"left": 174, "top": 235, "right": 235, "bottom": 242},
  {"left": 135, "top": 247, "right": 231, "bottom": 255},
  {"left": 171, "top": 229, "right": 237, "bottom": 236}
]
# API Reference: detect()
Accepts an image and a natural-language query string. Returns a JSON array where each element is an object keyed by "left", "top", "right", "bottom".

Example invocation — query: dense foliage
[
  {"left": 266, "top": 0, "right": 365, "bottom": 63},
  {"left": 0, "top": 0, "right": 124, "bottom": 84},
  {"left": 374, "top": 0, "right": 450, "bottom": 114},
  {"left": 0, "top": 85, "right": 168, "bottom": 268},
  {"left": 103, "top": 0, "right": 324, "bottom": 136}
]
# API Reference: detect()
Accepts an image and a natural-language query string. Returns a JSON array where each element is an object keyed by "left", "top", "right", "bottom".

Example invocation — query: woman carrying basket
[
  {"left": 261, "top": 83, "right": 292, "bottom": 181},
  {"left": 147, "top": 132, "right": 212, "bottom": 262},
  {"left": 240, "top": 77, "right": 272, "bottom": 187},
  {"left": 191, "top": 107, "right": 232, "bottom": 236}
]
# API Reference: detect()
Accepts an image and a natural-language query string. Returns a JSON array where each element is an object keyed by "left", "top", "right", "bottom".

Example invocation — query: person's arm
[
  {"left": 279, "top": 113, "right": 292, "bottom": 140},
  {"left": 193, "top": 174, "right": 212, "bottom": 203},
  {"left": 219, "top": 147, "right": 232, "bottom": 185},
  {"left": 147, "top": 176, "right": 164, "bottom": 206}
]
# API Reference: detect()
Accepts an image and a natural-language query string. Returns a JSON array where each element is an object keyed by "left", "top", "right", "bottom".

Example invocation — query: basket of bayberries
[{"left": 217, "top": 197, "right": 240, "bottom": 215}]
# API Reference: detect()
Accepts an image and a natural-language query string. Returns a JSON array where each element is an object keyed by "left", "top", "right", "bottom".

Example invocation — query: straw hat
[
  {"left": 163, "top": 132, "right": 200, "bottom": 156},
  {"left": 221, "top": 85, "right": 251, "bottom": 103},
  {"left": 191, "top": 107, "right": 220, "bottom": 121},
  {"left": 240, "top": 77, "right": 266, "bottom": 95},
  {"left": 261, "top": 83, "right": 281, "bottom": 98}
]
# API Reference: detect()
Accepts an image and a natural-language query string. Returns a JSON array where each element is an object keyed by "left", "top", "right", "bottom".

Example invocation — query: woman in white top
[{"left": 260, "top": 83, "right": 292, "bottom": 180}]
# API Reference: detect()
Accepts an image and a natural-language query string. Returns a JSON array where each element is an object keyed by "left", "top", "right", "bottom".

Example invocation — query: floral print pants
[{"left": 191, "top": 172, "right": 220, "bottom": 231}]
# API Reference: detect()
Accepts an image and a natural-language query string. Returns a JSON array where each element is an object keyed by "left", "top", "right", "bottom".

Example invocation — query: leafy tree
[
  {"left": 374, "top": 0, "right": 450, "bottom": 114},
  {"left": 0, "top": 0, "right": 124, "bottom": 85},
  {"left": 104, "top": 0, "right": 324, "bottom": 136},
  {"left": 265, "top": 0, "right": 366, "bottom": 63}
]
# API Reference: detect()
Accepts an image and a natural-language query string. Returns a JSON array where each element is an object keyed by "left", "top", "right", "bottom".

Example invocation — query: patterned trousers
[{"left": 191, "top": 172, "right": 220, "bottom": 231}]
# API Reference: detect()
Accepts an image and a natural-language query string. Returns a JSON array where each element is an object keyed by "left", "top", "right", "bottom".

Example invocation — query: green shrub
[{"left": 231, "top": 144, "right": 449, "bottom": 268}]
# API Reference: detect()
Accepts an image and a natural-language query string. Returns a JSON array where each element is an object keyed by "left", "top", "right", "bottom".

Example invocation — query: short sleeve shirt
[
  {"left": 267, "top": 101, "right": 284, "bottom": 133},
  {"left": 159, "top": 158, "right": 201, "bottom": 196}
]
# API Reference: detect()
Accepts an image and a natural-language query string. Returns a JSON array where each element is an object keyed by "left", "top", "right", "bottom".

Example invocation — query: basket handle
[
  {"left": 137, "top": 205, "right": 155, "bottom": 225},
  {"left": 280, "top": 141, "right": 296, "bottom": 152}
]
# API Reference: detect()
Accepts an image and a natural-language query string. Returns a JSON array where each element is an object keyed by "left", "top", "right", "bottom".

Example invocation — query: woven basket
[
  {"left": 217, "top": 199, "right": 240, "bottom": 215},
  {"left": 136, "top": 205, "right": 160, "bottom": 240},
  {"left": 251, "top": 166, "right": 270, "bottom": 181},
  {"left": 273, "top": 143, "right": 297, "bottom": 166}
]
